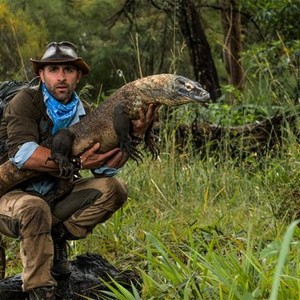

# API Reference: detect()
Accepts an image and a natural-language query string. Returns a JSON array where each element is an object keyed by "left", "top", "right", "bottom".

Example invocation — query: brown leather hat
[{"left": 30, "top": 41, "right": 90, "bottom": 76}]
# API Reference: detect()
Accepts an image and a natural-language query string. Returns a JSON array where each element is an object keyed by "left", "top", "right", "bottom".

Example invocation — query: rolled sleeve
[
  {"left": 92, "top": 165, "right": 120, "bottom": 177},
  {"left": 10, "top": 141, "right": 39, "bottom": 169}
]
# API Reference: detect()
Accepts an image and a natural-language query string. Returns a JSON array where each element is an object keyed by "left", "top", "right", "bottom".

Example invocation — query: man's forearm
[{"left": 23, "top": 145, "right": 59, "bottom": 172}]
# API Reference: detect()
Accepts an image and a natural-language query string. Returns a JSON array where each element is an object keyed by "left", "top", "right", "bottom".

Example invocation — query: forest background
[{"left": 1, "top": 0, "right": 300, "bottom": 299}]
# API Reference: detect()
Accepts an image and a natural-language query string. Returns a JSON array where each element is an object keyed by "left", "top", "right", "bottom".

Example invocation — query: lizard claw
[{"left": 47, "top": 154, "right": 75, "bottom": 177}]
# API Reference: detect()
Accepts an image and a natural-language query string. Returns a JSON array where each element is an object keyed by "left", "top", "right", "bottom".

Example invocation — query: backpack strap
[{"left": 0, "top": 76, "right": 40, "bottom": 120}]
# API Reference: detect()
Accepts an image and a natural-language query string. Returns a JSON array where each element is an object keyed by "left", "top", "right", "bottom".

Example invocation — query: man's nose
[{"left": 57, "top": 67, "right": 67, "bottom": 80}]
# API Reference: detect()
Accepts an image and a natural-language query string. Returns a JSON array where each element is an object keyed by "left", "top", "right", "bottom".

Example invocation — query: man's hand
[
  {"left": 131, "top": 104, "right": 156, "bottom": 136},
  {"left": 80, "top": 143, "right": 125, "bottom": 169}
]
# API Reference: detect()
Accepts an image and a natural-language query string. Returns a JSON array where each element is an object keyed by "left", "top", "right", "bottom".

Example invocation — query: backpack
[{"left": 0, "top": 76, "right": 40, "bottom": 119}]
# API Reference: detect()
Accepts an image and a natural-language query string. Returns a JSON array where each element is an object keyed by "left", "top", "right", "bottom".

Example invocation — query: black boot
[
  {"left": 28, "top": 286, "right": 55, "bottom": 300},
  {"left": 51, "top": 224, "right": 72, "bottom": 278},
  {"left": 52, "top": 239, "right": 72, "bottom": 278},
  {"left": 51, "top": 224, "right": 73, "bottom": 300}
]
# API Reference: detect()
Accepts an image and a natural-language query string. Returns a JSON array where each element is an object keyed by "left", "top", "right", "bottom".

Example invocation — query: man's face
[{"left": 39, "top": 64, "right": 82, "bottom": 103}]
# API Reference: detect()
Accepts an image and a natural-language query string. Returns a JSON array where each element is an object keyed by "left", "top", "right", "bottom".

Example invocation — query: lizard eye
[{"left": 185, "top": 82, "right": 194, "bottom": 91}]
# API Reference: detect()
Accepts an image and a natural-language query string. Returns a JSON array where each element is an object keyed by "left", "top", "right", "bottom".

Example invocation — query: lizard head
[
  {"left": 134, "top": 74, "right": 210, "bottom": 106},
  {"left": 172, "top": 75, "right": 210, "bottom": 105}
]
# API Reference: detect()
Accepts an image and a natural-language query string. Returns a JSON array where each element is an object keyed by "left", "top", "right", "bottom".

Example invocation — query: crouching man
[{"left": 0, "top": 41, "right": 154, "bottom": 299}]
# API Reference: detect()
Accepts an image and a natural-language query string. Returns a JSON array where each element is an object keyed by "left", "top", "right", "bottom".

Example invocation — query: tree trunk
[
  {"left": 176, "top": 0, "right": 221, "bottom": 100},
  {"left": 220, "top": 0, "right": 245, "bottom": 101}
]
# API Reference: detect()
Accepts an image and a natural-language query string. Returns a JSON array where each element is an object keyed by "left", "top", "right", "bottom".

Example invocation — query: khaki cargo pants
[{"left": 0, "top": 176, "right": 127, "bottom": 291}]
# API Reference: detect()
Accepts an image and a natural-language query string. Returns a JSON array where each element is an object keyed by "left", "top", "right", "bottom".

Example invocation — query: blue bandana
[{"left": 42, "top": 83, "right": 79, "bottom": 134}]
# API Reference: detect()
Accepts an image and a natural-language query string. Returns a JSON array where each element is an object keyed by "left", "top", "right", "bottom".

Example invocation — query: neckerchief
[{"left": 42, "top": 83, "right": 79, "bottom": 134}]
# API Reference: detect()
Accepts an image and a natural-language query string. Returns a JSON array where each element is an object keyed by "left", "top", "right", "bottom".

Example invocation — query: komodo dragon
[{"left": 0, "top": 73, "right": 210, "bottom": 196}]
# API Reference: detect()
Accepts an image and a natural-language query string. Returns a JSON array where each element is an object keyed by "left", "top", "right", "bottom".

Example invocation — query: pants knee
[
  {"left": 90, "top": 177, "right": 128, "bottom": 212},
  {"left": 18, "top": 198, "right": 52, "bottom": 238},
  {"left": 108, "top": 177, "right": 128, "bottom": 209}
]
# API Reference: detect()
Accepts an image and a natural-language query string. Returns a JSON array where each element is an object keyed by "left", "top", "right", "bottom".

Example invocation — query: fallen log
[
  {"left": 0, "top": 253, "right": 141, "bottom": 299},
  {"left": 174, "top": 111, "right": 300, "bottom": 159}
]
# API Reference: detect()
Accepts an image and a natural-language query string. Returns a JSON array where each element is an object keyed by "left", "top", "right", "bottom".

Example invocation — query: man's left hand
[
  {"left": 80, "top": 143, "right": 124, "bottom": 169},
  {"left": 131, "top": 104, "right": 156, "bottom": 136}
]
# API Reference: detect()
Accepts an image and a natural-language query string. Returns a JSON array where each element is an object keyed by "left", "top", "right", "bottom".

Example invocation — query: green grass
[
  {"left": 70, "top": 131, "right": 300, "bottom": 299},
  {"left": 3, "top": 118, "right": 300, "bottom": 299}
]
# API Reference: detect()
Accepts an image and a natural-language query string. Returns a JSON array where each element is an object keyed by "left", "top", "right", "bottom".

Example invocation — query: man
[{"left": 0, "top": 41, "right": 154, "bottom": 299}]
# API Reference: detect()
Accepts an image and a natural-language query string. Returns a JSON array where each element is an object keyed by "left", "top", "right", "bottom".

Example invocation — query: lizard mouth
[
  {"left": 175, "top": 77, "right": 210, "bottom": 103},
  {"left": 193, "top": 88, "right": 210, "bottom": 102}
]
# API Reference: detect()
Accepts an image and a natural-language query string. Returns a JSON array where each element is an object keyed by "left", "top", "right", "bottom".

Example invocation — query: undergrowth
[
  {"left": 72, "top": 123, "right": 300, "bottom": 299},
  {"left": 3, "top": 108, "right": 300, "bottom": 299}
]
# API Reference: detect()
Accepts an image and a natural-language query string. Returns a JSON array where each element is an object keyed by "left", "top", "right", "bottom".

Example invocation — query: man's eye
[
  {"left": 49, "top": 66, "right": 59, "bottom": 72},
  {"left": 64, "top": 66, "right": 76, "bottom": 73}
]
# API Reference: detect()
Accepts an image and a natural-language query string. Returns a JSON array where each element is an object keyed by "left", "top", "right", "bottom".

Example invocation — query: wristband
[{"left": 70, "top": 156, "right": 82, "bottom": 171}]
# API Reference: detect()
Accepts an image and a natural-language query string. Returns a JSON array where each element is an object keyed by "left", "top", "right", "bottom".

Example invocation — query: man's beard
[{"left": 51, "top": 83, "right": 73, "bottom": 102}]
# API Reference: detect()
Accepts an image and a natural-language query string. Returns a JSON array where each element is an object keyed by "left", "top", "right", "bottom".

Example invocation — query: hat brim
[{"left": 30, "top": 57, "right": 90, "bottom": 76}]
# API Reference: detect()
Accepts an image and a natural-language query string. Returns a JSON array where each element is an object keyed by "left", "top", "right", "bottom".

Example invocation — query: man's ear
[
  {"left": 77, "top": 70, "right": 82, "bottom": 83},
  {"left": 39, "top": 69, "right": 45, "bottom": 82}
]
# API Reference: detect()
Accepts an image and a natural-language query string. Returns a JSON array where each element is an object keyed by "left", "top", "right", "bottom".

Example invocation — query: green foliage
[
  {"left": 242, "top": 0, "right": 300, "bottom": 41},
  {"left": 269, "top": 220, "right": 300, "bottom": 300},
  {"left": 1, "top": 1, "right": 300, "bottom": 298},
  {"left": 0, "top": 1, "right": 47, "bottom": 79},
  {"left": 242, "top": 39, "right": 300, "bottom": 104},
  {"left": 239, "top": 0, "right": 300, "bottom": 104},
  {"left": 203, "top": 102, "right": 271, "bottom": 126}
]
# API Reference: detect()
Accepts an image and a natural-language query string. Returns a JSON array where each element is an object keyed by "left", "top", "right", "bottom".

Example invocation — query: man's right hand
[{"left": 80, "top": 143, "right": 127, "bottom": 170}]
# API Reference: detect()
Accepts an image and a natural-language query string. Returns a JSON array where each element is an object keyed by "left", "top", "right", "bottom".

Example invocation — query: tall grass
[{"left": 68, "top": 117, "right": 300, "bottom": 299}]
